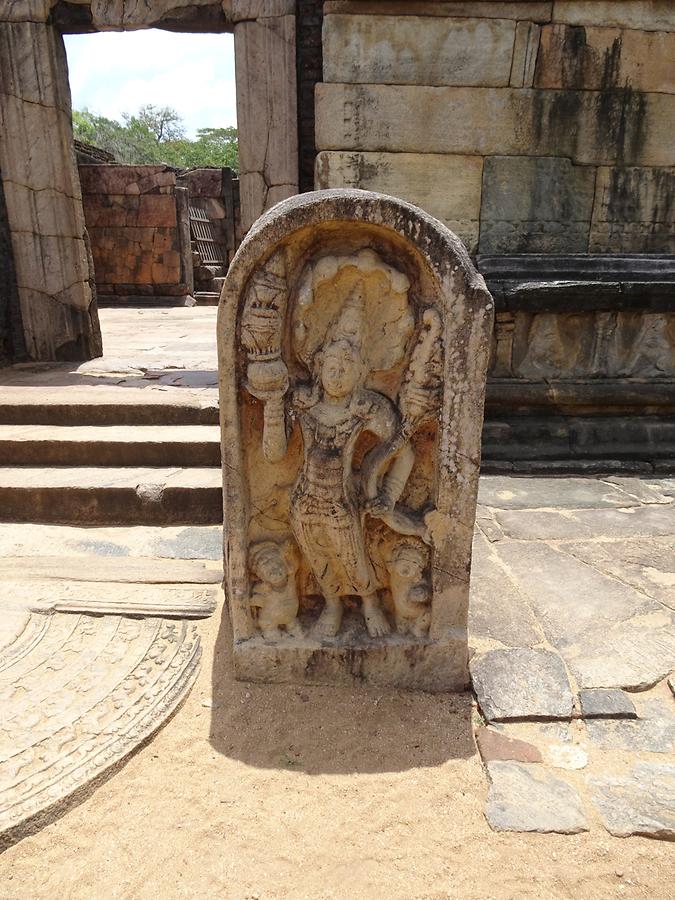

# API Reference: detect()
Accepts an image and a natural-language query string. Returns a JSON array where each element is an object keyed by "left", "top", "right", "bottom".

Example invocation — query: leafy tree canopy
[{"left": 72, "top": 105, "right": 239, "bottom": 171}]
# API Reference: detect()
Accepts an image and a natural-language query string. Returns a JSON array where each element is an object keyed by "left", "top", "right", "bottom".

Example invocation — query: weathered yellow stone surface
[
  {"left": 323, "top": 14, "right": 517, "bottom": 86},
  {"left": 536, "top": 23, "right": 675, "bottom": 93},
  {"left": 315, "top": 83, "right": 674, "bottom": 166},
  {"left": 552, "top": 1, "right": 675, "bottom": 32},
  {"left": 315, "top": 151, "right": 483, "bottom": 252},
  {"left": 589, "top": 166, "right": 675, "bottom": 253}
]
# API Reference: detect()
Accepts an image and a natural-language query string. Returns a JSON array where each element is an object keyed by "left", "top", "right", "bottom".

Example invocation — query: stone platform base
[{"left": 233, "top": 615, "right": 468, "bottom": 692}]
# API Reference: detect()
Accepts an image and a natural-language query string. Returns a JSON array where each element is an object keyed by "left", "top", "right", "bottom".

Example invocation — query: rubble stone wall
[
  {"left": 79, "top": 165, "right": 189, "bottom": 303},
  {"left": 315, "top": 1, "right": 675, "bottom": 258}
]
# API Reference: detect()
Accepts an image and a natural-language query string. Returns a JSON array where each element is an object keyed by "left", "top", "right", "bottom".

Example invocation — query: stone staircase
[{"left": 0, "top": 388, "right": 223, "bottom": 526}]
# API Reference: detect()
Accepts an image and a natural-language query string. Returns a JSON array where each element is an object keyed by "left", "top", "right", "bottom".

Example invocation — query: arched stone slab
[
  {"left": 218, "top": 189, "right": 494, "bottom": 691},
  {"left": 0, "top": 609, "right": 200, "bottom": 849}
]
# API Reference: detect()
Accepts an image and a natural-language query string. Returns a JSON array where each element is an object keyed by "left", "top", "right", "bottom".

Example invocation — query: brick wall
[{"left": 78, "top": 165, "right": 190, "bottom": 303}]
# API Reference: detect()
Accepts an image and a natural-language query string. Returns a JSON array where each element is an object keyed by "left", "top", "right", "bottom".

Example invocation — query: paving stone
[
  {"left": 498, "top": 720, "right": 590, "bottom": 770},
  {"left": 567, "top": 506, "right": 675, "bottom": 540},
  {"left": 602, "top": 477, "right": 672, "bottom": 506},
  {"left": 493, "top": 509, "right": 595, "bottom": 541},
  {"left": 586, "top": 700, "right": 675, "bottom": 755},
  {"left": 471, "top": 648, "right": 574, "bottom": 722},
  {"left": 478, "top": 476, "right": 639, "bottom": 510},
  {"left": 579, "top": 689, "right": 637, "bottom": 720},
  {"left": 589, "top": 763, "right": 675, "bottom": 840},
  {"left": 475, "top": 727, "right": 542, "bottom": 764},
  {"left": 563, "top": 537, "right": 675, "bottom": 610},
  {"left": 568, "top": 619, "right": 675, "bottom": 692},
  {"left": 494, "top": 542, "right": 675, "bottom": 689},
  {"left": 485, "top": 761, "right": 589, "bottom": 834},
  {"left": 469, "top": 536, "right": 542, "bottom": 649}
]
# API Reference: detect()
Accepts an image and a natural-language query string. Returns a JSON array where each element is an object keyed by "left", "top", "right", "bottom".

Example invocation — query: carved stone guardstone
[{"left": 218, "top": 190, "right": 493, "bottom": 690}]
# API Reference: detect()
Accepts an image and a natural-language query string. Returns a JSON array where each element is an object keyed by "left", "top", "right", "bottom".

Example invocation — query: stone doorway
[{"left": 0, "top": 1, "right": 298, "bottom": 364}]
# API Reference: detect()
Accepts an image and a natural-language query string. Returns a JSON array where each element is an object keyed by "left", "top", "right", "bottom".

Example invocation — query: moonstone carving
[{"left": 218, "top": 189, "right": 493, "bottom": 690}]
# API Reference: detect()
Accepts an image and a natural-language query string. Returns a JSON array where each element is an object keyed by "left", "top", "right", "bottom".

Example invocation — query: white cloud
[{"left": 64, "top": 31, "right": 237, "bottom": 137}]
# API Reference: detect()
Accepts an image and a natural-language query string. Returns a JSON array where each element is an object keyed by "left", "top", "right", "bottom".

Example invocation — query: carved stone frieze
[
  {"left": 0, "top": 607, "right": 200, "bottom": 848},
  {"left": 491, "top": 310, "right": 675, "bottom": 379},
  {"left": 218, "top": 189, "right": 493, "bottom": 690}
]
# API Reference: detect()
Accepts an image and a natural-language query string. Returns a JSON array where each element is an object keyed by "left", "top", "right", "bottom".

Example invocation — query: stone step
[
  {"left": 0, "top": 466, "right": 223, "bottom": 525},
  {"left": 0, "top": 522, "right": 223, "bottom": 560},
  {"left": 0, "top": 388, "right": 219, "bottom": 426},
  {"left": 0, "top": 424, "right": 221, "bottom": 466}
]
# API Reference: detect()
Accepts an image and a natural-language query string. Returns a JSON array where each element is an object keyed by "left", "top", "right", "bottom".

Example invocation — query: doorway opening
[{"left": 65, "top": 29, "right": 240, "bottom": 317}]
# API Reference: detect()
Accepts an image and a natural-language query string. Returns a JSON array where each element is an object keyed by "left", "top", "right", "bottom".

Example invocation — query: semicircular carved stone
[
  {"left": 0, "top": 609, "right": 200, "bottom": 848},
  {"left": 218, "top": 189, "right": 494, "bottom": 691}
]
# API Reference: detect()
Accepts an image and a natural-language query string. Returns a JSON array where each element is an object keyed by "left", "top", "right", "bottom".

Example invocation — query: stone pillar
[
  {"left": 175, "top": 186, "right": 194, "bottom": 299},
  {"left": 0, "top": 19, "right": 101, "bottom": 361},
  {"left": 233, "top": 0, "right": 298, "bottom": 233}
]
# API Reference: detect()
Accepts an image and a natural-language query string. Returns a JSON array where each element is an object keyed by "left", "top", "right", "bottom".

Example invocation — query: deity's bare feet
[
  {"left": 261, "top": 625, "right": 281, "bottom": 641},
  {"left": 286, "top": 620, "right": 304, "bottom": 639},
  {"left": 315, "top": 600, "right": 342, "bottom": 638},
  {"left": 363, "top": 600, "right": 391, "bottom": 638}
]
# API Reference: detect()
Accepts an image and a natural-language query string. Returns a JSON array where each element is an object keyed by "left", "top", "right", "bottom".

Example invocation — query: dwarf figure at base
[
  {"left": 387, "top": 539, "right": 431, "bottom": 638},
  {"left": 249, "top": 540, "right": 302, "bottom": 640}
]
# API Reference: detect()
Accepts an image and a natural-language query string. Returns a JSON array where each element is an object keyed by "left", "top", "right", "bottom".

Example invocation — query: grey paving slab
[
  {"left": 469, "top": 536, "right": 543, "bottom": 648},
  {"left": 494, "top": 541, "right": 675, "bottom": 689},
  {"left": 494, "top": 504, "right": 675, "bottom": 541},
  {"left": 586, "top": 698, "right": 675, "bottom": 754},
  {"left": 561, "top": 505, "right": 675, "bottom": 540},
  {"left": 578, "top": 689, "right": 637, "bottom": 720},
  {"left": 471, "top": 648, "right": 574, "bottom": 722},
  {"left": 589, "top": 763, "right": 675, "bottom": 840},
  {"left": 485, "top": 761, "right": 589, "bottom": 834},
  {"left": 602, "top": 477, "right": 672, "bottom": 505},
  {"left": 478, "top": 476, "right": 641, "bottom": 510},
  {"left": 562, "top": 537, "right": 675, "bottom": 610}
]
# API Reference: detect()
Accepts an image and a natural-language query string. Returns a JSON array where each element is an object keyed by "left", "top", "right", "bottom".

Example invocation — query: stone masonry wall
[
  {"left": 78, "top": 165, "right": 190, "bottom": 303},
  {"left": 315, "top": 1, "right": 675, "bottom": 257},
  {"left": 0, "top": 18, "right": 101, "bottom": 361}
]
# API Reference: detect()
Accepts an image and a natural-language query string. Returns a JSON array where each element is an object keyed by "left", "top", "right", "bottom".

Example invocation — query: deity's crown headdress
[{"left": 324, "top": 283, "right": 366, "bottom": 355}]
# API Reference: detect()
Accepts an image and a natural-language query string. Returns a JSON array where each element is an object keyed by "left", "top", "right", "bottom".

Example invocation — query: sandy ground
[{"left": 1, "top": 605, "right": 673, "bottom": 900}]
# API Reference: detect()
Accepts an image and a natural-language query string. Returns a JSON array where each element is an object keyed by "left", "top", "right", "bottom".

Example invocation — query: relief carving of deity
[{"left": 240, "top": 249, "right": 443, "bottom": 641}]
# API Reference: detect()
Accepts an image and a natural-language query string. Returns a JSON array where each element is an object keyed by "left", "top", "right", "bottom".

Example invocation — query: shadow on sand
[{"left": 208, "top": 611, "right": 475, "bottom": 775}]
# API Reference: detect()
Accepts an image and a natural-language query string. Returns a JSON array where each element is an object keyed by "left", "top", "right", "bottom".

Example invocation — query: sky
[{"left": 64, "top": 31, "right": 237, "bottom": 138}]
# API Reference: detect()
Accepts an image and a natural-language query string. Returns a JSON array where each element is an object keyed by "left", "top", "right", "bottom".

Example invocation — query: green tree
[{"left": 72, "top": 106, "right": 239, "bottom": 172}]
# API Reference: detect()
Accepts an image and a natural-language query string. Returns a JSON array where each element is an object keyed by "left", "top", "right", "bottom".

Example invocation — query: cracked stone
[
  {"left": 485, "top": 761, "right": 589, "bottom": 834},
  {"left": 589, "top": 763, "right": 675, "bottom": 840},
  {"left": 471, "top": 648, "right": 574, "bottom": 722},
  {"left": 579, "top": 688, "right": 637, "bottom": 719}
]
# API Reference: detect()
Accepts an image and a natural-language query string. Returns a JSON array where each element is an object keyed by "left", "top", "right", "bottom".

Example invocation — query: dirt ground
[{"left": 1, "top": 606, "right": 673, "bottom": 900}]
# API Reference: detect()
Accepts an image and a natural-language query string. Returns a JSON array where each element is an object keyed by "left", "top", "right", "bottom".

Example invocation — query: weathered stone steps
[
  {"left": 0, "top": 394, "right": 219, "bottom": 426},
  {"left": 0, "top": 467, "right": 223, "bottom": 525},
  {"left": 0, "top": 424, "right": 221, "bottom": 466}
]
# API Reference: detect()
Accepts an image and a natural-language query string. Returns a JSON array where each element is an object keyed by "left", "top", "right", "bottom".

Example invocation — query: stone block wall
[
  {"left": 78, "top": 165, "right": 191, "bottom": 304},
  {"left": 0, "top": 18, "right": 101, "bottom": 361},
  {"left": 315, "top": 1, "right": 675, "bottom": 257}
]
